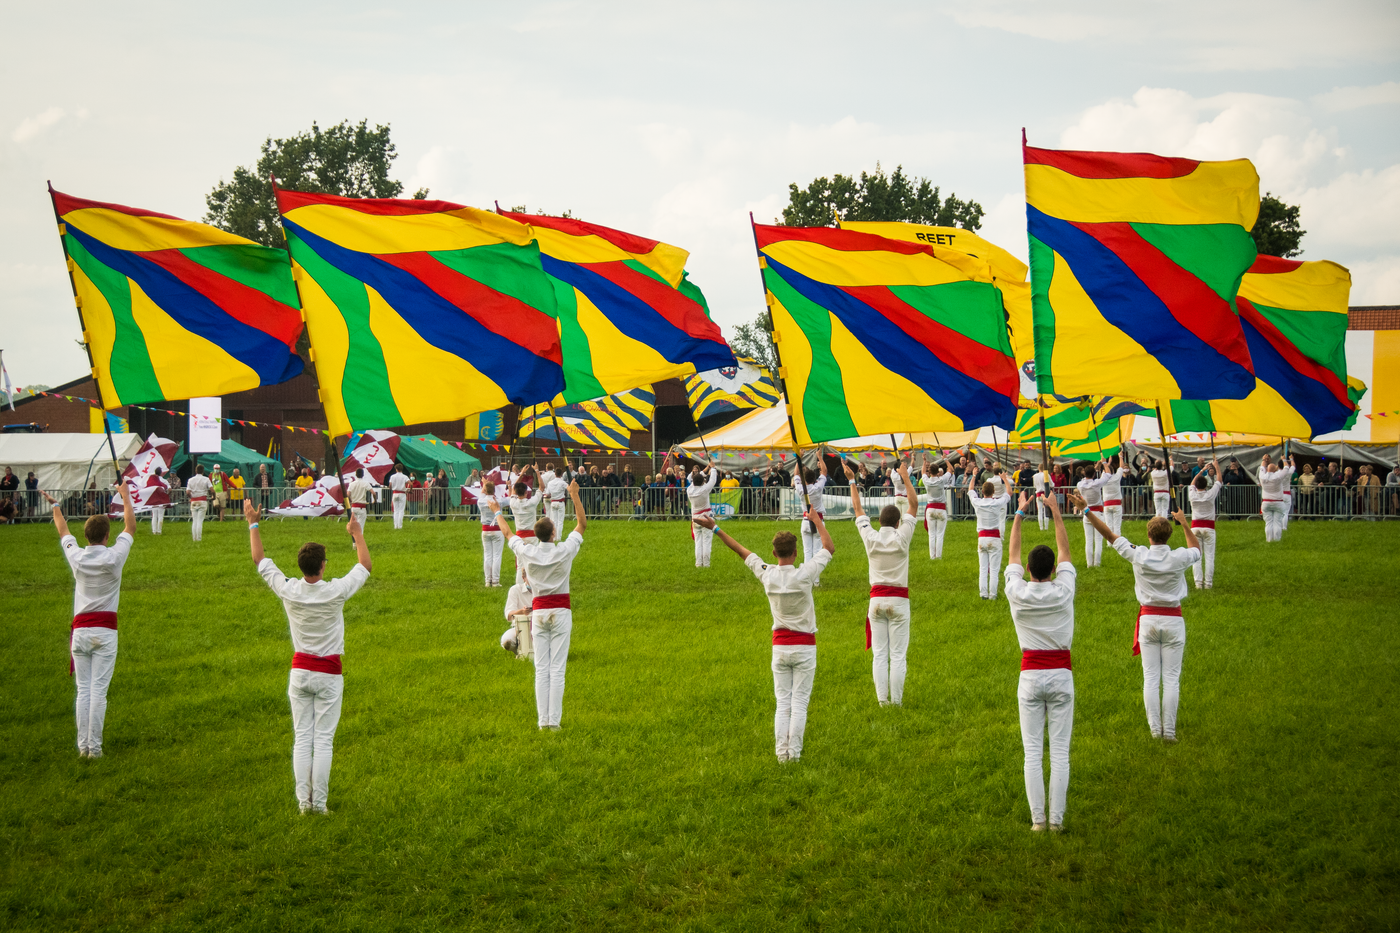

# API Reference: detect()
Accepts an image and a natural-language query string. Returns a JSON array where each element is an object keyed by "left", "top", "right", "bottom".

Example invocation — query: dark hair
[
  {"left": 1194, "top": 471, "right": 1210, "bottom": 490},
  {"left": 534, "top": 517, "right": 556, "bottom": 542},
  {"left": 514, "top": 482, "right": 527, "bottom": 496},
  {"left": 772, "top": 530, "right": 797, "bottom": 558},
  {"left": 196, "top": 465, "right": 205, "bottom": 475},
  {"left": 297, "top": 542, "right": 327, "bottom": 577},
  {"left": 803, "top": 469, "right": 817, "bottom": 485},
  {"left": 84, "top": 514, "right": 110, "bottom": 544},
  {"left": 356, "top": 468, "right": 364, "bottom": 478},
  {"left": 982, "top": 481, "right": 994, "bottom": 497},
  {"left": 1028, "top": 544, "right": 1055, "bottom": 580},
  {"left": 879, "top": 504, "right": 901, "bottom": 528}
]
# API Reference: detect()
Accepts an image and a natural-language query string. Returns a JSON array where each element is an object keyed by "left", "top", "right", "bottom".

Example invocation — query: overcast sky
[{"left": 2, "top": 0, "right": 1397, "bottom": 389}]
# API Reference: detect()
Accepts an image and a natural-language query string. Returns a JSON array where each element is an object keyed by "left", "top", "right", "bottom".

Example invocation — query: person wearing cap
[{"left": 209, "top": 464, "right": 227, "bottom": 522}]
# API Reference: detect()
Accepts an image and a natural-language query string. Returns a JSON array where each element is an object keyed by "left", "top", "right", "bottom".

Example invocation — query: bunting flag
[
  {"left": 270, "top": 475, "right": 345, "bottom": 517},
  {"left": 1156, "top": 256, "right": 1362, "bottom": 438},
  {"left": 277, "top": 190, "right": 563, "bottom": 437},
  {"left": 1023, "top": 142, "right": 1260, "bottom": 401},
  {"left": 500, "top": 211, "right": 735, "bottom": 401},
  {"left": 1010, "top": 397, "right": 1145, "bottom": 461},
  {"left": 683, "top": 356, "right": 781, "bottom": 421},
  {"left": 52, "top": 186, "right": 304, "bottom": 408},
  {"left": 754, "top": 223, "right": 1018, "bottom": 443},
  {"left": 340, "top": 430, "right": 401, "bottom": 487},
  {"left": 517, "top": 388, "right": 655, "bottom": 449},
  {"left": 107, "top": 433, "right": 177, "bottom": 514}
]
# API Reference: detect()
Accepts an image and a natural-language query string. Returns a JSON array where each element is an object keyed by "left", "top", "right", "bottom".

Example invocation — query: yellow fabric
[
  {"left": 529, "top": 225, "right": 689, "bottom": 287},
  {"left": 228, "top": 476, "right": 245, "bottom": 500},
  {"left": 70, "top": 261, "right": 120, "bottom": 407},
  {"left": 291, "top": 261, "right": 352, "bottom": 437},
  {"left": 128, "top": 279, "right": 259, "bottom": 401},
  {"left": 1237, "top": 260, "right": 1351, "bottom": 313},
  {"left": 60, "top": 207, "right": 251, "bottom": 252},
  {"left": 761, "top": 239, "right": 992, "bottom": 288},
  {"left": 283, "top": 202, "right": 534, "bottom": 253},
  {"left": 1025, "top": 160, "right": 1260, "bottom": 227}
]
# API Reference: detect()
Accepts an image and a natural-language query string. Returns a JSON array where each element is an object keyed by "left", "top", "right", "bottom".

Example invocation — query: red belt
[
  {"left": 926, "top": 502, "right": 946, "bottom": 510},
  {"left": 1263, "top": 498, "right": 1282, "bottom": 503},
  {"left": 1192, "top": 519, "right": 1215, "bottom": 529},
  {"left": 190, "top": 496, "right": 208, "bottom": 502},
  {"left": 870, "top": 585, "right": 909, "bottom": 598},
  {"left": 772, "top": 628, "right": 816, "bottom": 646},
  {"left": 533, "top": 594, "right": 571, "bottom": 610},
  {"left": 72, "top": 611, "right": 118, "bottom": 630},
  {"left": 1087, "top": 505, "right": 1103, "bottom": 512},
  {"left": 292, "top": 652, "right": 343, "bottom": 675},
  {"left": 978, "top": 529, "right": 1001, "bottom": 538},
  {"left": 516, "top": 529, "right": 536, "bottom": 538},
  {"left": 481, "top": 524, "right": 500, "bottom": 531},
  {"left": 551, "top": 498, "right": 567, "bottom": 503},
  {"left": 692, "top": 508, "right": 712, "bottom": 517},
  {"left": 1154, "top": 489, "right": 1170, "bottom": 494},
  {"left": 1104, "top": 499, "right": 1122, "bottom": 507},
  {"left": 1134, "top": 605, "right": 1183, "bottom": 656},
  {"left": 393, "top": 490, "right": 406, "bottom": 495},
  {"left": 1021, "top": 649, "right": 1072, "bottom": 671}
]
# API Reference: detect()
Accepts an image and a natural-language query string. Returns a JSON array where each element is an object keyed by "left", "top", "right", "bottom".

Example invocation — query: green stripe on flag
[
  {"left": 886, "top": 280, "right": 1011, "bottom": 354},
  {"left": 432, "top": 242, "right": 558, "bottom": 316},
  {"left": 550, "top": 279, "right": 607, "bottom": 403},
  {"left": 179, "top": 243, "right": 299, "bottom": 307},
  {"left": 1130, "top": 223, "right": 1257, "bottom": 303},
  {"left": 1250, "top": 302, "right": 1348, "bottom": 383},
  {"left": 763, "top": 267, "right": 858, "bottom": 442},
  {"left": 1028, "top": 234, "right": 1057, "bottom": 395},
  {"left": 66, "top": 233, "right": 163, "bottom": 405},
  {"left": 1167, "top": 398, "right": 1216, "bottom": 434}
]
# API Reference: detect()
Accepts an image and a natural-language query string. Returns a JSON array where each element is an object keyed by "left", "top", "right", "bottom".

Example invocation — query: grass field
[{"left": 1, "top": 512, "right": 1397, "bottom": 932}]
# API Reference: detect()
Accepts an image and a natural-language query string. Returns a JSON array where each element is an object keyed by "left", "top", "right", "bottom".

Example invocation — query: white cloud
[
  {"left": 12, "top": 107, "right": 66, "bottom": 143},
  {"left": 1314, "top": 81, "right": 1400, "bottom": 111},
  {"left": 1347, "top": 257, "right": 1400, "bottom": 305},
  {"left": 1297, "top": 164, "right": 1400, "bottom": 257}
]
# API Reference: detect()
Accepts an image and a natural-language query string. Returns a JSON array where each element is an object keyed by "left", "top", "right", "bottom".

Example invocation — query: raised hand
[
  {"left": 243, "top": 499, "right": 260, "bottom": 523},
  {"left": 1019, "top": 491, "right": 1032, "bottom": 512}
]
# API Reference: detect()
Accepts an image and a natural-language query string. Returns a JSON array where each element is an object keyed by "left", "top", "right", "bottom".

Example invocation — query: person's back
[{"left": 260, "top": 559, "right": 369, "bottom": 657}]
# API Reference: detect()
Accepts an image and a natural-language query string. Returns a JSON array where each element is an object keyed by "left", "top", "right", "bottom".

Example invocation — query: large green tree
[
  {"left": 204, "top": 119, "right": 427, "bottom": 247},
  {"left": 727, "top": 317, "right": 776, "bottom": 371},
  {"left": 1251, "top": 192, "right": 1306, "bottom": 259},
  {"left": 780, "top": 163, "right": 983, "bottom": 229}
]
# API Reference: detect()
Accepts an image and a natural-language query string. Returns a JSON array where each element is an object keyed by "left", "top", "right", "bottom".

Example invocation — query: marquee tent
[
  {"left": 394, "top": 435, "right": 481, "bottom": 487},
  {"left": 0, "top": 432, "right": 142, "bottom": 489},
  {"left": 172, "top": 439, "right": 284, "bottom": 486}
]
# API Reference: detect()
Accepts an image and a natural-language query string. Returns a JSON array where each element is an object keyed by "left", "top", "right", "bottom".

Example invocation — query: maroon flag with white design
[
  {"left": 269, "top": 475, "right": 346, "bottom": 517},
  {"left": 460, "top": 466, "right": 533, "bottom": 505},
  {"left": 341, "top": 430, "right": 401, "bottom": 488},
  {"left": 108, "top": 434, "right": 177, "bottom": 515}
]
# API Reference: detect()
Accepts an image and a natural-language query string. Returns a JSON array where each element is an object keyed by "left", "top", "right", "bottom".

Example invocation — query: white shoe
[
  {"left": 1049, "top": 823, "right": 1065, "bottom": 834},
  {"left": 1031, "top": 822, "right": 1047, "bottom": 832},
  {"left": 1163, "top": 734, "right": 1178, "bottom": 745}
]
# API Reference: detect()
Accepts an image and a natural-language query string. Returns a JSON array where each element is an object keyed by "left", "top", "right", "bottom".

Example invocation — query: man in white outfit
[
  {"left": 1188, "top": 458, "right": 1223, "bottom": 588},
  {"left": 1004, "top": 486, "right": 1076, "bottom": 832},
  {"left": 501, "top": 574, "right": 534, "bottom": 660},
  {"left": 1099, "top": 456, "right": 1130, "bottom": 536},
  {"left": 388, "top": 465, "right": 409, "bottom": 529},
  {"left": 698, "top": 508, "right": 834, "bottom": 762},
  {"left": 1032, "top": 461, "right": 1053, "bottom": 531},
  {"left": 500, "top": 478, "right": 586, "bottom": 730},
  {"left": 1080, "top": 500, "right": 1200, "bottom": 742},
  {"left": 1150, "top": 458, "right": 1173, "bottom": 519},
  {"left": 846, "top": 458, "right": 918, "bottom": 707},
  {"left": 1075, "top": 463, "right": 1111, "bottom": 567},
  {"left": 794, "top": 457, "right": 829, "bottom": 585},
  {"left": 186, "top": 465, "right": 212, "bottom": 541},
  {"left": 541, "top": 462, "right": 571, "bottom": 531},
  {"left": 967, "top": 473, "right": 1011, "bottom": 599},
  {"left": 686, "top": 462, "right": 719, "bottom": 567},
  {"left": 479, "top": 481, "right": 505, "bottom": 587},
  {"left": 1259, "top": 454, "right": 1295, "bottom": 543},
  {"left": 245, "top": 497, "right": 371, "bottom": 814},
  {"left": 149, "top": 467, "right": 169, "bottom": 534},
  {"left": 920, "top": 455, "right": 955, "bottom": 560},
  {"left": 42, "top": 484, "right": 135, "bottom": 758},
  {"left": 345, "top": 468, "right": 372, "bottom": 528},
  {"left": 507, "top": 468, "right": 544, "bottom": 583}
]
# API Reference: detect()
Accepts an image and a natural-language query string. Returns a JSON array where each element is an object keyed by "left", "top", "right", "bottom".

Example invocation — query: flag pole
[
  {"left": 1037, "top": 401, "right": 1051, "bottom": 469},
  {"left": 748, "top": 213, "right": 811, "bottom": 512}
]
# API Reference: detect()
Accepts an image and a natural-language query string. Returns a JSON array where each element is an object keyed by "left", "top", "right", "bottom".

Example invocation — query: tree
[
  {"left": 728, "top": 315, "right": 776, "bottom": 371},
  {"left": 780, "top": 163, "right": 983, "bottom": 230},
  {"left": 1251, "top": 192, "right": 1306, "bottom": 259},
  {"left": 204, "top": 120, "right": 427, "bottom": 247}
]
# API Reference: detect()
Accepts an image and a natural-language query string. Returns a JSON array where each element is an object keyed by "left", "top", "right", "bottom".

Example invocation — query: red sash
[
  {"left": 1021, "top": 649, "right": 1072, "bottom": 671},
  {"left": 190, "top": 496, "right": 208, "bottom": 502},
  {"left": 516, "top": 529, "right": 536, "bottom": 539},
  {"left": 926, "top": 501, "right": 946, "bottom": 509},
  {"left": 1134, "top": 605, "right": 1183, "bottom": 655},
  {"left": 533, "top": 594, "right": 571, "bottom": 610},
  {"left": 977, "top": 529, "right": 1001, "bottom": 538},
  {"left": 870, "top": 585, "right": 909, "bottom": 598},
  {"left": 69, "top": 612, "right": 118, "bottom": 675},
  {"left": 1087, "top": 505, "right": 1103, "bottom": 513},
  {"left": 772, "top": 628, "right": 816, "bottom": 646},
  {"left": 1104, "top": 499, "right": 1122, "bottom": 507},
  {"left": 1191, "top": 519, "right": 1215, "bottom": 529},
  {"left": 481, "top": 524, "right": 500, "bottom": 532},
  {"left": 691, "top": 507, "right": 712, "bottom": 539},
  {"left": 292, "top": 652, "right": 343, "bottom": 675},
  {"left": 551, "top": 498, "right": 567, "bottom": 503}
]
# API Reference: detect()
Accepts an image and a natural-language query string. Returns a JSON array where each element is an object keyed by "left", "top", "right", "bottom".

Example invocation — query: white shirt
[
  {"left": 1077, "top": 472, "right": 1109, "bottom": 507},
  {"left": 923, "top": 471, "right": 953, "bottom": 495},
  {"left": 1101, "top": 467, "right": 1128, "bottom": 502},
  {"left": 1109, "top": 537, "right": 1200, "bottom": 608},
  {"left": 389, "top": 471, "right": 409, "bottom": 493},
  {"left": 187, "top": 474, "right": 212, "bottom": 498},
  {"left": 1032, "top": 470, "right": 1050, "bottom": 495},
  {"left": 1258, "top": 465, "right": 1294, "bottom": 500},
  {"left": 543, "top": 472, "right": 570, "bottom": 502},
  {"left": 988, "top": 474, "right": 1007, "bottom": 496},
  {"left": 795, "top": 473, "right": 828, "bottom": 515},
  {"left": 744, "top": 549, "right": 832, "bottom": 634},
  {"left": 62, "top": 531, "right": 134, "bottom": 616},
  {"left": 345, "top": 477, "right": 372, "bottom": 505},
  {"left": 258, "top": 559, "right": 370, "bottom": 657},
  {"left": 856, "top": 513, "right": 917, "bottom": 587},
  {"left": 1004, "top": 562, "right": 1077, "bottom": 651},
  {"left": 504, "top": 582, "right": 532, "bottom": 619},
  {"left": 687, "top": 469, "right": 719, "bottom": 514},
  {"left": 480, "top": 495, "right": 503, "bottom": 528},
  {"left": 509, "top": 487, "right": 543, "bottom": 526},
  {"left": 891, "top": 469, "right": 908, "bottom": 497},
  {"left": 1150, "top": 468, "right": 1171, "bottom": 493},
  {"left": 1188, "top": 479, "right": 1224, "bottom": 521},
  {"left": 968, "top": 492, "right": 1011, "bottom": 533},
  {"left": 510, "top": 530, "right": 583, "bottom": 597}
]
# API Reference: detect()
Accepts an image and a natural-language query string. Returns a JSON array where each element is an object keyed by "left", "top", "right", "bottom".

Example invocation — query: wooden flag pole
[{"left": 1037, "top": 401, "right": 1051, "bottom": 470}]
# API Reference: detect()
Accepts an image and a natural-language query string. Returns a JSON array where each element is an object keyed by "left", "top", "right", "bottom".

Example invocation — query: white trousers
[
  {"left": 532, "top": 608, "right": 572, "bottom": 728},
  {"left": 1191, "top": 527, "right": 1216, "bottom": 587},
  {"left": 190, "top": 502, "right": 207, "bottom": 541},
  {"left": 1036, "top": 496, "right": 1050, "bottom": 531},
  {"left": 548, "top": 501, "right": 566, "bottom": 533},
  {"left": 72, "top": 627, "right": 118, "bottom": 755},
  {"left": 350, "top": 506, "right": 367, "bottom": 528},
  {"left": 392, "top": 492, "right": 406, "bottom": 529},
  {"left": 1153, "top": 491, "right": 1171, "bottom": 518},
  {"left": 1139, "top": 615, "right": 1186, "bottom": 738},
  {"left": 288, "top": 669, "right": 343, "bottom": 811},
  {"left": 1262, "top": 500, "right": 1286, "bottom": 542},
  {"left": 1018, "top": 668, "right": 1074, "bottom": 826},
  {"left": 977, "top": 536, "right": 1002, "bottom": 598},
  {"left": 1283, "top": 492, "right": 1292, "bottom": 529},
  {"left": 482, "top": 530, "right": 503, "bottom": 585},
  {"left": 926, "top": 508, "right": 947, "bottom": 559},
  {"left": 772, "top": 644, "right": 816, "bottom": 761},
  {"left": 692, "top": 520, "right": 714, "bottom": 567},
  {"left": 801, "top": 517, "right": 826, "bottom": 585},
  {"left": 150, "top": 506, "right": 164, "bottom": 534},
  {"left": 1082, "top": 513, "right": 1103, "bottom": 567},
  {"left": 869, "top": 597, "right": 910, "bottom": 705},
  {"left": 1104, "top": 503, "right": 1123, "bottom": 536}
]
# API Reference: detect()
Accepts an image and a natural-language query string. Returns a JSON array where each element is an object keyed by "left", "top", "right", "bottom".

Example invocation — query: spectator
[
  {"left": 1388, "top": 464, "right": 1400, "bottom": 516},
  {"left": 721, "top": 471, "right": 740, "bottom": 489},
  {"left": 422, "top": 471, "right": 436, "bottom": 520},
  {"left": 1222, "top": 458, "right": 1248, "bottom": 486},
  {"left": 437, "top": 469, "right": 450, "bottom": 521},
  {"left": 210, "top": 464, "right": 227, "bottom": 521},
  {"left": 253, "top": 464, "right": 273, "bottom": 510},
  {"left": 1188, "top": 456, "right": 1207, "bottom": 481},
  {"left": 1358, "top": 464, "right": 1381, "bottom": 519},
  {"left": 228, "top": 469, "right": 246, "bottom": 511},
  {"left": 408, "top": 472, "right": 423, "bottom": 517},
  {"left": 0, "top": 468, "right": 17, "bottom": 511},
  {"left": 295, "top": 467, "right": 314, "bottom": 489},
  {"left": 1298, "top": 463, "right": 1316, "bottom": 517},
  {"left": 24, "top": 471, "right": 38, "bottom": 520}
]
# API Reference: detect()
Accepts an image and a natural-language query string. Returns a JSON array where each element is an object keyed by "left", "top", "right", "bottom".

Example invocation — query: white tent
[{"left": 0, "top": 433, "right": 142, "bottom": 490}]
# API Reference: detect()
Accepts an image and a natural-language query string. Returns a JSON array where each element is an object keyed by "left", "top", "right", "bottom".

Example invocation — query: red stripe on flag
[
  {"left": 52, "top": 188, "right": 183, "bottom": 221},
  {"left": 1236, "top": 298, "right": 1351, "bottom": 407},
  {"left": 136, "top": 249, "right": 302, "bottom": 347},
  {"left": 502, "top": 211, "right": 667, "bottom": 259},
  {"left": 754, "top": 223, "right": 931, "bottom": 256},
  {"left": 276, "top": 189, "right": 485, "bottom": 218},
  {"left": 1023, "top": 146, "right": 1200, "bottom": 179},
  {"left": 1247, "top": 255, "right": 1305, "bottom": 275},
  {"left": 583, "top": 261, "right": 728, "bottom": 343}
]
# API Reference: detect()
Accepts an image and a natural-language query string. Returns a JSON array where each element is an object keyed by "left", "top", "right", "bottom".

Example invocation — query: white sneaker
[
  {"left": 1049, "top": 823, "right": 1065, "bottom": 834},
  {"left": 1031, "top": 822, "right": 1047, "bottom": 832}
]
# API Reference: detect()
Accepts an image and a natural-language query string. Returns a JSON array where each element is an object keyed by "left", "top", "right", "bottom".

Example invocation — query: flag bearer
[
  {"left": 967, "top": 473, "right": 1012, "bottom": 599},
  {"left": 479, "top": 481, "right": 505, "bottom": 587},
  {"left": 696, "top": 507, "right": 834, "bottom": 762},
  {"left": 920, "top": 455, "right": 955, "bottom": 559},
  {"left": 186, "top": 465, "right": 212, "bottom": 541},
  {"left": 1075, "top": 463, "right": 1111, "bottom": 567},
  {"left": 388, "top": 464, "right": 409, "bottom": 529},
  {"left": 42, "top": 484, "right": 135, "bottom": 758},
  {"left": 507, "top": 467, "right": 544, "bottom": 583},
  {"left": 1188, "top": 458, "right": 1223, "bottom": 588},
  {"left": 1032, "top": 461, "right": 1053, "bottom": 531},
  {"left": 149, "top": 467, "right": 169, "bottom": 535},
  {"left": 245, "top": 497, "right": 371, "bottom": 813},
  {"left": 541, "top": 462, "right": 571, "bottom": 531},
  {"left": 846, "top": 459, "right": 918, "bottom": 707},
  {"left": 1150, "top": 458, "right": 1173, "bottom": 519},
  {"left": 793, "top": 456, "right": 830, "bottom": 586},
  {"left": 685, "top": 460, "right": 719, "bottom": 568},
  {"left": 1259, "top": 454, "right": 1295, "bottom": 543},
  {"left": 500, "top": 478, "right": 587, "bottom": 731},
  {"left": 345, "top": 468, "right": 372, "bottom": 528},
  {"left": 1100, "top": 456, "right": 1130, "bottom": 536},
  {"left": 1003, "top": 487, "right": 1076, "bottom": 832}
]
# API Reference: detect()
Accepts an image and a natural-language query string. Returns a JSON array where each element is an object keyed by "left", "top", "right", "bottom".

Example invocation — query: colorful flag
[
  {"left": 754, "top": 223, "right": 1018, "bottom": 444},
  {"left": 517, "top": 388, "right": 655, "bottom": 449},
  {"left": 1157, "top": 256, "right": 1361, "bottom": 438},
  {"left": 107, "top": 433, "right": 177, "bottom": 514},
  {"left": 1023, "top": 143, "right": 1259, "bottom": 401},
  {"left": 340, "top": 430, "right": 402, "bottom": 487},
  {"left": 1011, "top": 397, "right": 1144, "bottom": 461},
  {"left": 270, "top": 475, "right": 345, "bottom": 517},
  {"left": 683, "top": 356, "right": 781, "bottom": 421},
  {"left": 277, "top": 190, "right": 563, "bottom": 437},
  {"left": 465, "top": 410, "right": 505, "bottom": 443},
  {"left": 52, "top": 186, "right": 304, "bottom": 408},
  {"left": 500, "top": 211, "right": 735, "bottom": 401}
]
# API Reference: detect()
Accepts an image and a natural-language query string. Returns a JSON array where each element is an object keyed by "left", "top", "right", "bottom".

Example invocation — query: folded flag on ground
[
  {"left": 107, "top": 434, "right": 177, "bottom": 514},
  {"left": 270, "top": 475, "right": 345, "bottom": 518},
  {"left": 517, "top": 388, "right": 656, "bottom": 450}
]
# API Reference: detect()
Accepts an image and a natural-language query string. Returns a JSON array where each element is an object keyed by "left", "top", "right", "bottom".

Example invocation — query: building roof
[{"left": 1349, "top": 306, "right": 1400, "bottom": 330}]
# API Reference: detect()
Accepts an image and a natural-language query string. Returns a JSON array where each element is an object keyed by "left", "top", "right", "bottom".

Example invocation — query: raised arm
[
  {"left": 568, "top": 478, "right": 586, "bottom": 536},
  {"left": 811, "top": 508, "right": 835, "bottom": 555},
  {"left": 694, "top": 514, "right": 752, "bottom": 560},
  {"left": 1172, "top": 508, "right": 1199, "bottom": 551},
  {"left": 118, "top": 483, "right": 135, "bottom": 537},
  {"left": 40, "top": 490, "right": 69, "bottom": 538},
  {"left": 1048, "top": 488, "right": 1071, "bottom": 564},
  {"left": 843, "top": 461, "right": 864, "bottom": 519},
  {"left": 898, "top": 462, "right": 916, "bottom": 516},
  {"left": 1071, "top": 491, "right": 1117, "bottom": 544},
  {"left": 1009, "top": 491, "right": 1029, "bottom": 566},
  {"left": 244, "top": 498, "right": 265, "bottom": 564}
]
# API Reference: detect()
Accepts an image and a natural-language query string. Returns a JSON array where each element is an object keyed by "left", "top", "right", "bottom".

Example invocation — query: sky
[{"left": 2, "top": 0, "right": 1398, "bottom": 389}]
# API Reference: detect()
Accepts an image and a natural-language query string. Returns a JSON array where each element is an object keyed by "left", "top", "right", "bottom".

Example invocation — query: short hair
[
  {"left": 297, "top": 542, "right": 327, "bottom": 577},
  {"left": 772, "top": 530, "right": 798, "bottom": 558},
  {"left": 804, "top": 469, "right": 817, "bottom": 484},
  {"left": 1027, "top": 544, "right": 1055, "bottom": 580},
  {"left": 545, "top": 462, "right": 555, "bottom": 471},
  {"left": 1194, "top": 471, "right": 1210, "bottom": 490},
  {"left": 483, "top": 481, "right": 495, "bottom": 494},
  {"left": 1146, "top": 516, "right": 1173, "bottom": 544},
  {"left": 534, "top": 517, "right": 555, "bottom": 542},
  {"left": 879, "top": 504, "right": 901, "bottom": 527},
  {"left": 514, "top": 482, "right": 527, "bottom": 496},
  {"left": 981, "top": 481, "right": 994, "bottom": 497},
  {"left": 356, "top": 468, "right": 364, "bottom": 478},
  {"left": 84, "top": 514, "right": 110, "bottom": 544},
  {"left": 196, "top": 465, "right": 206, "bottom": 475}
]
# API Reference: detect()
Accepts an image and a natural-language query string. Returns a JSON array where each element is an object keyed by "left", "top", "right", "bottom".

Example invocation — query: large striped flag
[
  {"left": 52, "top": 187, "right": 304, "bottom": 408},
  {"left": 277, "top": 190, "right": 563, "bottom": 437},
  {"left": 1158, "top": 256, "right": 1362, "bottom": 438},
  {"left": 517, "top": 388, "right": 655, "bottom": 449},
  {"left": 683, "top": 356, "right": 781, "bottom": 421},
  {"left": 1024, "top": 142, "right": 1260, "bottom": 401},
  {"left": 754, "top": 223, "right": 1018, "bottom": 444},
  {"left": 1011, "top": 397, "right": 1147, "bottom": 461},
  {"left": 500, "top": 211, "right": 735, "bottom": 401}
]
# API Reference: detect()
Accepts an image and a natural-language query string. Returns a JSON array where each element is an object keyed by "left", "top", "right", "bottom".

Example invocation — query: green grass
[{"left": 1, "top": 514, "right": 1397, "bottom": 932}]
